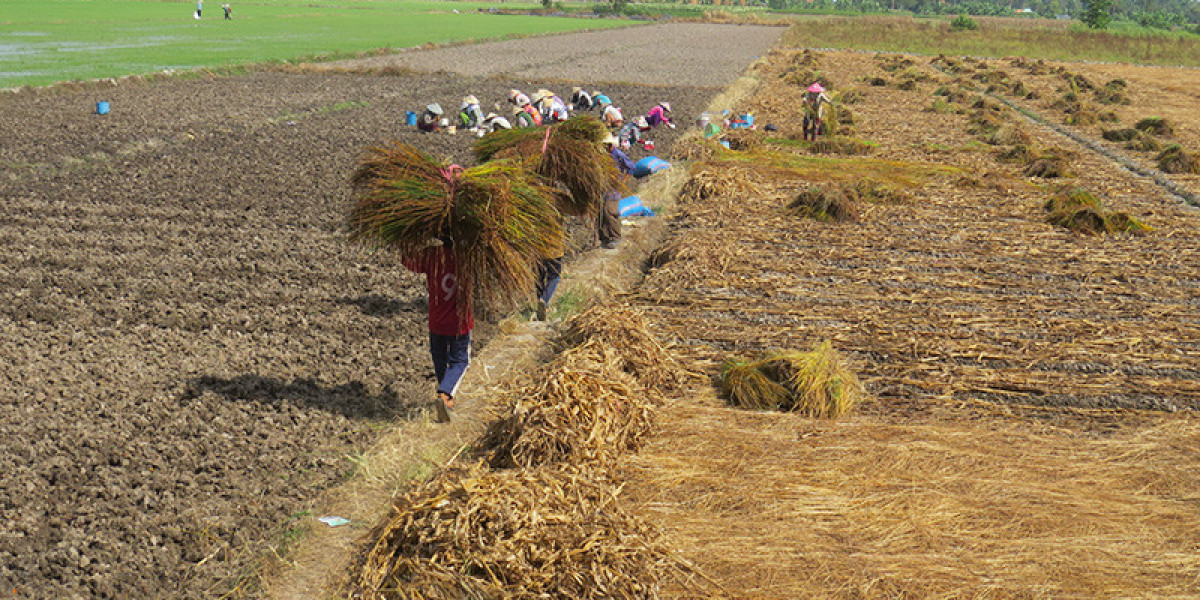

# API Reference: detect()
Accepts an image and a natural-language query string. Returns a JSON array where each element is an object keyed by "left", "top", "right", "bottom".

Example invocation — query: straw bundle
[
  {"left": 721, "top": 129, "right": 762, "bottom": 152},
  {"left": 559, "top": 304, "right": 687, "bottom": 392},
  {"left": 789, "top": 185, "right": 859, "bottom": 222},
  {"left": 353, "top": 464, "right": 677, "bottom": 600},
  {"left": 984, "top": 125, "right": 1032, "bottom": 147},
  {"left": 474, "top": 115, "right": 618, "bottom": 217},
  {"left": 1023, "top": 148, "right": 1072, "bottom": 178},
  {"left": 480, "top": 345, "right": 654, "bottom": 469},
  {"left": 1135, "top": 116, "right": 1173, "bottom": 137},
  {"left": 719, "top": 341, "right": 862, "bottom": 418},
  {"left": 678, "top": 168, "right": 758, "bottom": 205},
  {"left": 348, "top": 141, "right": 565, "bottom": 313},
  {"left": 1126, "top": 130, "right": 1163, "bottom": 152},
  {"left": 1043, "top": 187, "right": 1150, "bottom": 236},
  {"left": 1101, "top": 128, "right": 1139, "bottom": 142},
  {"left": 1156, "top": 144, "right": 1200, "bottom": 174},
  {"left": 671, "top": 135, "right": 726, "bottom": 162}
]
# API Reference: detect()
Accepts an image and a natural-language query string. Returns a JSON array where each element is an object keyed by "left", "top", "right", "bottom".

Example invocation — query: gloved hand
[{"left": 667, "top": 122, "right": 676, "bottom": 129}]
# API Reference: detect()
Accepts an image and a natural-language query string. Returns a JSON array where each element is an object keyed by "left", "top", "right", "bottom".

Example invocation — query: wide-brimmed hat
[
  {"left": 508, "top": 89, "right": 522, "bottom": 100},
  {"left": 807, "top": 82, "right": 825, "bottom": 93},
  {"left": 426, "top": 103, "right": 443, "bottom": 115},
  {"left": 462, "top": 95, "right": 478, "bottom": 105},
  {"left": 659, "top": 101, "right": 671, "bottom": 112},
  {"left": 485, "top": 112, "right": 498, "bottom": 120},
  {"left": 602, "top": 134, "right": 619, "bottom": 147},
  {"left": 572, "top": 86, "right": 582, "bottom": 94},
  {"left": 635, "top": 116, "right": 648, "bottom": 128}
]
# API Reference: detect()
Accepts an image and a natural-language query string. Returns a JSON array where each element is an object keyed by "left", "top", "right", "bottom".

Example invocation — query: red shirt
[{"left": 403, "top": 247, "right": 474, "bottom": 336}]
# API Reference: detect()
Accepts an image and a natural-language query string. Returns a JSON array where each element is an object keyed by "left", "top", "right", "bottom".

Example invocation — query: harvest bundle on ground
[{"left": 720, "top": 341, "right": 863, "bottom": 418}]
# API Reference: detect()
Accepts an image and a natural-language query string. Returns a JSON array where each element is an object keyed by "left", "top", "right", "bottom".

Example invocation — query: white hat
[
  {"left": 602, "top": 134, "right": 618, "bottom": 148},
  {"left": 426, "top": 103, "right": 443, "bottom": 115},
  {"left": 659, "top": 102, "right": 671, "bottom": 112},
  {"left": 462, "top": 95, "right": 478, "bottom": 105},
  {"left": 508, "top": 89, "right": 521, "bottom": 100}
]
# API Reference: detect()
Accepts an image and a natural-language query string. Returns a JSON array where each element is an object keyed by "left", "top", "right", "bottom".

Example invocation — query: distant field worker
[
  {"left": 403, "top": 238, "right": 473, "bottom": 423},
  {"left": 481, "top": 112, "right": 512, "bottom": 133},
  {"left": 616, "top": 116, "right": 645, "bottom": 149},
  {"left": 417, "top": 103, "right": 444, "bottom": 133},
  {"left": 512, "top": 104, "right": 541, "bottom": 128},
  {"left": 601, "top": 103, "right": 624, "bottom": 128},
  {"left": 645, "top": 101, "right": 675, "bottom": 129},
  {"left": 459, "top": 95, "right": 485, "bottom": 130},
  {"left": 535, "top": 90, "right": 570, "bottom": 124},
  {"left": 508, "top": 89, "right": 532, "bottom": 110},
  {"left": 802, "top": 82, "right": 833, "bottom": 141},
  {"left": 223, "top": 3, "right": 231, "bottom": 19},
  {"left": 592, "top": 91, "right": 611, "bottom": 108},
  {"left": 570, "top": 87, "right": 595, "bottom": 111}
]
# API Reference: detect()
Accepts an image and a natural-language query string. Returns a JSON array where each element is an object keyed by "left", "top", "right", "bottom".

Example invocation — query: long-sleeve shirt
[
  {"left": 803, "top": 92, "right": 833, "bottom": 119},
  {"left": 460, "top": 103, "right": 484, "bottom": 129},
  {"left": 571, "top": 90, "right": 594, "bottom": 111},
  {"left": 645, "top": 105, "right": 671, "bottom": 127},
  {"left": 541, "top": 97, "right": 569, "bottom": 123}
]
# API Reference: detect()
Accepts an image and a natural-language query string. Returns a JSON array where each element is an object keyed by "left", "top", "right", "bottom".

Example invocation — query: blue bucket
[
  {"left": 96, "top": 101, "right": 110, "bottom": 115},
  {"left": 405, "top": 110, "right": 417, "bottom": 126}
]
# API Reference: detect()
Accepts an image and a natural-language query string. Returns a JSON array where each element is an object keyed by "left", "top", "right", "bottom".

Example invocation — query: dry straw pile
[
  {"left": 348, "top": 142, "right": 564, "bottom": 313},
  {"left": 353, "top": 464, "right": 678, "bottom": 600},
  {"left": 483, "top": 305, "right": 686, "bottom": 469},
  {"left": 720, "top": 341, "right": 863, "bottom": 418},
  {"left": 788, "top": 185, "right": 860, "bottom": 222}
]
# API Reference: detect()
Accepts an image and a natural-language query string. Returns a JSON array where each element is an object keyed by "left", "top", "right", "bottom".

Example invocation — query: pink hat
[{"left": 807, "top": 83, "right": 825, "bottom": 93}]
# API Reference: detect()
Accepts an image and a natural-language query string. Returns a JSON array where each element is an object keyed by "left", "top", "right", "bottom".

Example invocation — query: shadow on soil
[
  {"left": 183, "top": 374, "right": 427, "bottom": 420},
  {"left": 337, "top": 294, "right": 424, "bottom": 318}
]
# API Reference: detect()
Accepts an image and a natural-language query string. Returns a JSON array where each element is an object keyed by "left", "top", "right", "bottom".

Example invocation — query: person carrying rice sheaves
[
  {"left": 404, "top": 237, "right": 473, "bottom": 423},
  {"left": 802, "top": 82, "right": 833, "bottom": 141}
]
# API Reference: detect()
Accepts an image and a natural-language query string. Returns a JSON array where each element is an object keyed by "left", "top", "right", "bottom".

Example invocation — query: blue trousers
[
  {"left": 536, "top": 257, "right": 563, "bottom": 305},
  {"left": 429, "top": 331, "right": 471, "bottom": 398}
]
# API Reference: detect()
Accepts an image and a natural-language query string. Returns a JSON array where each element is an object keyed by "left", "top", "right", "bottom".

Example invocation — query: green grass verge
[{"left": 0, "top": 0, "right": 631, "bottom": 88}]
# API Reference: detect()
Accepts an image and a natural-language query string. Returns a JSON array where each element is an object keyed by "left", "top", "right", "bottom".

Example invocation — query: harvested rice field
[{"left": 618, "top": 47, "right": 1200, "bottom": 598}]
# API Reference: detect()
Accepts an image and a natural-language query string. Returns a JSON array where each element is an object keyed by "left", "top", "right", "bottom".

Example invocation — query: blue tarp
[
  {"left": 632, "top": 156, "right": 670, "bottom": 178},
  {"left": 618, "top": 196, "right": 654, "bottom": 217}
]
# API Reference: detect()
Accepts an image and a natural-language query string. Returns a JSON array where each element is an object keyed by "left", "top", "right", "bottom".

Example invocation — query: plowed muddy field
[{"left": 0, "top": 24, "right": 783, "bottom": 599}]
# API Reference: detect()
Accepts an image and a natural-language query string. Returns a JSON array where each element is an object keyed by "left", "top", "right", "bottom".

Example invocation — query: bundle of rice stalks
[
  {"left": 1043, "top": 187, "right": 1151, "bottom": 235},
  {"left": 967, "top": 111, "right": 1004, "bottom": 136},
  {"left": 678, "top": 167, "right": 759, "bottom": 205},
  {"left": 671, "top": 135, "right": 725, "bottom": 162},
  {"left": 997, "top": 143, "right": 1037, "bottom": 163},
  {"left": 348, "top": 142, "right": 565, "bottom": 313},
  {"left": 867, "top": 76, "right": 888, "bottom": 86},
  {"left": 1062, "top": 72, "right": 1094, "bottom": 91},
  {"left": 839, "top": 89, "right": 864, "bottom": 104},
  {"left": 353, "top": 464, "right": 681, "bottom": 600},
  {"left": 1094, "top": 80, "right": 1130, "bottom": 105},
  {"left": 480, "top": 344, "right": 654, "bottom": 469},
  {"left": 1156, "top": 144, "right": 1200, "bottom": 174},
  {"left": 474, "top": 115, "right": 618, "bottom": 216},
  {"left": 559, "top": 304, "right": 686, "bottom": 392},
  {"left": 852, "top": 178, "right": 913, "bottom": 203},
  {"left": 789, "top": 185, "right": 859, "bottom": 222},
  {"left": 719, "top": 341, "right": 863, "bottom": 418},
  {"left": 984, "top": 125, "right": 1032, "bottom": 147},
  {"left": 1126, "top": 130, "right": 1163, "bottom": 152},
  {"left": 1023, "top": 148, "right": 1072, "bottom": 178},
  {"left": 784, "top": 67, "right": 835, "bottom": 90},
  {"left": 809, "top": 137, "right": 874, "bottom": 156},
  {"left": 897, "top": 79, "right": 918, "bottom": 91},
  {"left": 721, "top": 128, "right": 762, "bottom": 152},
  {"left": 1135, "top": 116, "right": 1173, "bottom": 137},
  {"left": 1008, "top": 80, "right": 1030, "bottom": 97},
  {"left": 1101, "top": 128, "right": 1139, "bottom": 142}
]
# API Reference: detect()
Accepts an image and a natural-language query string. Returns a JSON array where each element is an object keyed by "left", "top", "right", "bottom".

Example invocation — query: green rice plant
[
  {"left": 719, "top": 341, "right": 863, "bottom": 418},
  {"left": 474, "top": 115, "right": 617, "bottom": 217},
  {"left": 1156, "top": 144, "right": 1200, "bottom": 174},
  {"left": 1043, "top": 186, "right": 1151, "bottom": 235}
]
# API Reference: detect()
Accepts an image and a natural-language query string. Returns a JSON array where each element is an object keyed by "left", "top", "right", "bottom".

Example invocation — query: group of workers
[{"left": 415, "top": 87, "right": 676, "bottom": 143}]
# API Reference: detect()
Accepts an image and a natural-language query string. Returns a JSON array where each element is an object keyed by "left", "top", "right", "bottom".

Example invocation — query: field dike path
[{"left": 260, "top": 26, "right": 779, "bottom": 600}]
